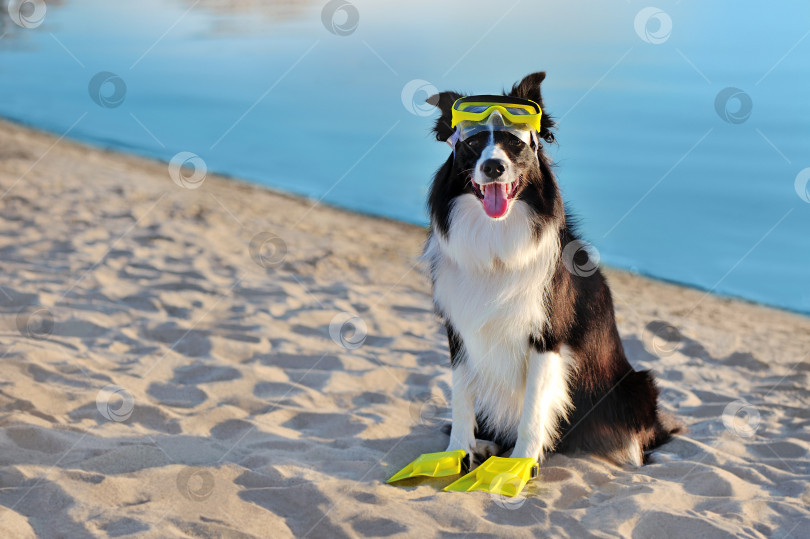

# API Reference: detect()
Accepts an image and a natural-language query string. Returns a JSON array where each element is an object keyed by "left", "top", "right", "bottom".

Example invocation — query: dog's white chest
[
  {"left": 432, "top": 254, "right": 543, "bottom": 422},
  {"left": 434, "top": 255, "right": 546, "bottom": 402},
  {"left": 425, "top": 197, "right": 561, "bottom": 430},
  {"left": 434, "top": 258, "right": 542, "bottom": 358}
]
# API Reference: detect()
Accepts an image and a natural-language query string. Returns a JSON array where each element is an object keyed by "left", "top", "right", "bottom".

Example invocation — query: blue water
[{"left": 1, "top": 0, "right": 809, "bottom": 314}]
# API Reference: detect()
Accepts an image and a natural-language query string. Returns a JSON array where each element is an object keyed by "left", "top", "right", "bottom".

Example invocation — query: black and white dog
[{"left": 423, "top": 72, "right": 678, "bottom": 467}]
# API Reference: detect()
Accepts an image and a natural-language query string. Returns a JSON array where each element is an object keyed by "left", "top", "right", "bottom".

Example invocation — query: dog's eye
[
  {"left": 466, "top": 139, "right": 482, "bottom": 149},
  {"left": 507, "top": 138, "right": 523, "bottom": 148}
]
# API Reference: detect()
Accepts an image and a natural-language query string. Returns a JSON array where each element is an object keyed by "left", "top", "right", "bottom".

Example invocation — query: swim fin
[
  {"left": 443, "top": 456, "right": 539, "bottom": 497},
  {"left": 387, "top": 450, "right": 468, "bottom": 483}
]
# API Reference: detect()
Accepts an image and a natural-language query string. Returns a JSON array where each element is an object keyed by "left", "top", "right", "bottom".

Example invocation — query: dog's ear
[
  {"left": 426, "top": 91, "right": 462, "bottom": 143},
  {"left": 509, "top": 71, "right": 556, "bottom": 144}
]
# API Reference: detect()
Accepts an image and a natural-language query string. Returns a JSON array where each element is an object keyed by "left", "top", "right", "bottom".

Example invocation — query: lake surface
[{"left": 1, "top": 0, "right": 808, "bottom": 315}]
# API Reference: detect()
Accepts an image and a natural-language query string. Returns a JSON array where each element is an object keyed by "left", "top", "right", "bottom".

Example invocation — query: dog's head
[{"left": 427, "top": 72, "right": 561, "bottom": 233}]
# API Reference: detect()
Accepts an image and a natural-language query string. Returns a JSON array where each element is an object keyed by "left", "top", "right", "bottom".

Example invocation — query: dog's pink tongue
[{"left": 482, "top": 183, "right": 509, "bottom": 218}]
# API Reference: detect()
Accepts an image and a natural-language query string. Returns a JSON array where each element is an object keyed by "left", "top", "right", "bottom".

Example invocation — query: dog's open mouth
[{"left": 471, "top": 176, "right": 522, "bottom": 219}]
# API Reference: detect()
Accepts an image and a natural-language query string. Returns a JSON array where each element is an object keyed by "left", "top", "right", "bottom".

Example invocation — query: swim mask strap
[{"left": 447, "top": 130, "right": 460, "bottom": 155}]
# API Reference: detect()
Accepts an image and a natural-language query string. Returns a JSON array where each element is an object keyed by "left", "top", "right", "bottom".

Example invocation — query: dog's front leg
[
  {"left": 445, "top": 364, "right": 476, "bottom": 455},
  {"left": 511, "top": 348, "right": 572, "bottom": 461}
]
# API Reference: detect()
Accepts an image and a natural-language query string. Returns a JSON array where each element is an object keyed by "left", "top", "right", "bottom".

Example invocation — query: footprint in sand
[
  {"left": 147, "top": 382, "right": 207, "bottom": 409},
  {"left": 100, "top": 518, "right": 149, "bottom": 536},
  {"left": 259, "top": 353, "right": 343, "bottom": 371},
  {"left": 350, "top": 517, "right": 408, "bottom": 537},
  {"left": 723, "top": 351, "right": 769, "bottom": 371},
  {"left": 5, "top": 425, "right": 75, "bottom": 454},
  {"left": 282, "top": 411, "right": 366, "bottom": 438},
  {"left": 140, "top": 322, "right": 212, "bottom": 358},
  {"left": 171, "top": 364, "right": 241, "bottom": 385},
  {"left": 253, "top": 381, "right": 303, "bottom": 399},
  {"left": 633, "top": 510, "right": 738, "bottom": 538},
  {"left": 210, "top": 418, "right": 254, "bottom": 440},
  {"left": 750, "top": 440, "right": 807, "bottom": 459},
  {"left": 0, "top": 287, "right": 38, "bottom": 308}
]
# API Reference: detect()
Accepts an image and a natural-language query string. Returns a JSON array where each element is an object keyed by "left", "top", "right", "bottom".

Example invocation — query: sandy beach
[{"left": 0, "top": 117, "right": 809, "bottom": 538}]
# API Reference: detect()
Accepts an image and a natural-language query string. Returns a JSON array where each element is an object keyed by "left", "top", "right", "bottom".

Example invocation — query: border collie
[{"left": 422, "top": 72, "right": 678, "bottom": 467}]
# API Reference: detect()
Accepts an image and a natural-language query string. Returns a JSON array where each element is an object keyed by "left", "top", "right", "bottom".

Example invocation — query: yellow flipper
[
  {"left": 443, "top": 456, "right": 539, "bottom": 497},
  {"left": 387, "top": 450, "right": 468, "bottom": 483}
]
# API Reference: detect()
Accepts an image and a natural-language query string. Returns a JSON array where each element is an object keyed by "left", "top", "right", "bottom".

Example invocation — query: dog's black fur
[{"left": 427, "top": 72, "right": 679, "bottom": 463}]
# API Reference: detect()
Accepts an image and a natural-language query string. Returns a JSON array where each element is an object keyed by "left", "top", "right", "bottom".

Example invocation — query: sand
[{"left": 0, "top": 118, "right": 808, "bottom": 538}]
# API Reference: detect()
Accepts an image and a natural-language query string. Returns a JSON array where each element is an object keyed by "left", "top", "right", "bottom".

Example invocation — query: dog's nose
[{"left": 481, "top": 159, "right": 506, "bottom": 179}]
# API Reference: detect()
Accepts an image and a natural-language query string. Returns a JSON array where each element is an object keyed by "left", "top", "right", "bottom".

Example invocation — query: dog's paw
[{"left": 470, "top": 439, "right": 501, "bottom": 467}]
